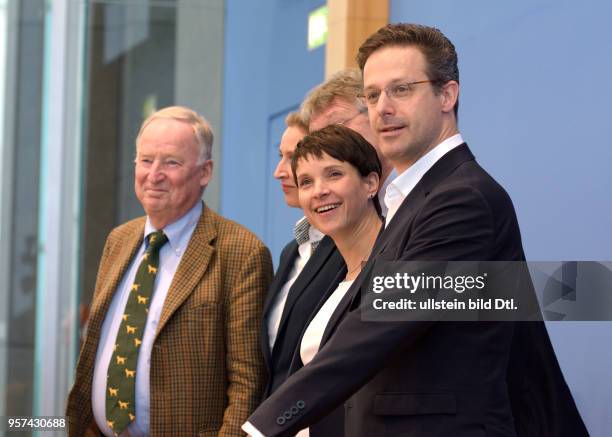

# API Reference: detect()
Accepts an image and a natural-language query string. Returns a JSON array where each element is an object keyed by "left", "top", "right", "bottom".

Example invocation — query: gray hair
[
  {"left": 136, "top": 105, "right": 213, "bottom": 163},
  {"left": 300, "top": 68, "right": 367, "bottom": 128}
]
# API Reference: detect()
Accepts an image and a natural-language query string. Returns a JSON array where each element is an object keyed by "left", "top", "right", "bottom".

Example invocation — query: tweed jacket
[{"left": 67, "top": 204, "right": 273, "bottom": 437}]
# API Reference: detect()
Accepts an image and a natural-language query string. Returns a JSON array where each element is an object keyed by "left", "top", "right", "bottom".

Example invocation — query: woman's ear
[{"left": 365, "top": 171, "right": 380, "bottom": 198}]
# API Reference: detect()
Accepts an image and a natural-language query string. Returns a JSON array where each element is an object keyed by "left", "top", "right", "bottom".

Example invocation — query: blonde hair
[
  {"left": 300, "top": 68, "right": 367, "bottom": 127},
  {"left": 284, "top": 111, "right": 308, "bottom": 132},
  {"left": 136, "top": 106, "right": 213, "bottom": 163}
]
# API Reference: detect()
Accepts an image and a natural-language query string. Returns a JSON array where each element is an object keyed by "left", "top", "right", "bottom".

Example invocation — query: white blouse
[
  {"left": 296, "top": 279, "right": 354, "bottom": 437},
  {"left": 300, "top": 279, "right": 355, "bottom": 366}
]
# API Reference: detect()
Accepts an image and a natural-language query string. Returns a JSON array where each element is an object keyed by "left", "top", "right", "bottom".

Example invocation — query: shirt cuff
[{"left": 242, "top": 421, "right": 266, "bottom": 437}]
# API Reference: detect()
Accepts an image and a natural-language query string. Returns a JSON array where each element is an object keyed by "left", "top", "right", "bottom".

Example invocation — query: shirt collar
[
  {"left": 144, "top": 201, "right": 203, "bottom": 256},
  {"left": 308, "top": 224, "right": 324, "bottom": 244},
  {"left": 294, "top": 216, "right": 324, "bottom": 245},
  {"left": 378, "top": 169, "right": 397, "bottom": 217},
  {"left": 294, "top": 216, "right": 325, "bottom": 259},
  {"left": 386, "top": 133, "right": 464, "bottom": 202}
]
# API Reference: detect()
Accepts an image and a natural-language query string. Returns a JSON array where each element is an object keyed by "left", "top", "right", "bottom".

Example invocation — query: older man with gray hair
[{"left": 67, "top": 106, "right": 272, "bottom": 437}]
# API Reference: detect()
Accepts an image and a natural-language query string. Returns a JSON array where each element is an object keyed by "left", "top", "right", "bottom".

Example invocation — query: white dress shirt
[
  {"left": 92, "top": 201, "right": 202, "bottom": 437},
  {"left": 266, "top": 217, "right": 324, "bottom": 351},
  {"left": 378, "top": 169, "right": 397, "bottom": 217},
  {"left": 384, "top": 134, "right": 464, "bottom": 226}
]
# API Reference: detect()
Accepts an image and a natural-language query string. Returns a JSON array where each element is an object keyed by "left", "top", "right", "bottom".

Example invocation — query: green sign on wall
[{"left": 308, "top": 5, "right": 328, "bottom": 50}]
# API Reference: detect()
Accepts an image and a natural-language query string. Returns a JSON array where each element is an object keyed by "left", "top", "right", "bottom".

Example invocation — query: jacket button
[
  {"left": 290, "top": 406, "right": 299, "bottom": 415},
  {"left": 276, "top": 417, "right": 286, "bottom": 425},
  {"left": 283, "top": 411, "right": 292, "bottom": 420},
  {"left": 296, "top": 400, "right": 306, "bottom": 409}
]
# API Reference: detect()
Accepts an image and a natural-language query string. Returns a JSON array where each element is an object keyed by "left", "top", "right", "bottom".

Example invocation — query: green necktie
[{"left": 106, "top": 230, "right": 168, "bottom": 435}]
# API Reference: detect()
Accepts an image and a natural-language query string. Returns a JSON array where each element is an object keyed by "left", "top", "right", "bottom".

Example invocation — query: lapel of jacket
[
  {"left": 262, "top": 241, "right": 299, "bottom": 318},
  {"left": 286, "top": 265, "right": 347, "bottom": 374},
  {"left": 155, "top": 205, "right": 216, "bottom": 338},
  {"left": 261, "top": 240, "right": 299, "bottom": 368},
  {"left": 320, "top": 144, "right": 475, "bottom": 345},
  {"left": 273, "top": 236, "right": 336, "bottom": 346},
  {"left": 70, "top": 221, "right": 144, "bottom": 431},
  {"left": 377, "top": 143, "right": 475, "bottom": 255},
  {"left": 319, "top": 261, "right": 372, "bottom": 346},
  {"left": 78, "top": 220, "right": 145, "bottom": 397},
  {"left": 87, "top": 221, "right": 145, "bottom": 347}
]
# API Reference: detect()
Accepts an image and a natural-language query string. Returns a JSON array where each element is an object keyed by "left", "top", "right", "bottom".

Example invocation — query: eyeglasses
[
  {"left": 361, "top": 80, "right": 435, "bottom": 106},
  {"left": 336, "top": 107, "right": 368, "bottom": 126}
]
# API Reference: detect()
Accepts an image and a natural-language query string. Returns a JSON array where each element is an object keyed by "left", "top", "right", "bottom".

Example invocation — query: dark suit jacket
[
  {"left": 261, "top": 235, "right": 345, "bottom": 436},
  {"left": 67, "top": 205, "right": 273, "bottom": 437},
  {"left": 248, "top": 145, "right": 587, "bottom": 437},
  {"left": 507, "top": 321, "right": 588, "bottom": 437}
]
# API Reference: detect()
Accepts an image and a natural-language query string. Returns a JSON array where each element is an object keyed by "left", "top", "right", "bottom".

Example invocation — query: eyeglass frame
[
  {"left": 335, "top": 105, "right": 368, "bottom": 126},
  {"left": 360, "top": 79, "right": 441, "bottom": 106}
]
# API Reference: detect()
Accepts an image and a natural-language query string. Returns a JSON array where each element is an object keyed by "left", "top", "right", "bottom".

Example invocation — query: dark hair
[
  {"left": 357, "top": 23, "right": 459, "bottom": 116},
  {"left": 291, "top": 125, "right": 382, "bottom": 213}
]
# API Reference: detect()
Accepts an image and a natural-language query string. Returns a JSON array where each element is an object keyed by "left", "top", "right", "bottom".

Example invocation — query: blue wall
[
  {"left": 390, "top": 0, "right": 612, "bottom": 260},
  {"left": 390, "top": 1, "right": 612, "bottom": 435},
  {"left": 221, "top": 0, "right": 325, "bottom": 265}
]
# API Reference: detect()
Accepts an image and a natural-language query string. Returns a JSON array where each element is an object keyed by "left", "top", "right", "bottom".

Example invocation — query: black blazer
[
  {"left": 261, "top": 235, "right": 345, "bottom": 397},
  {"left": 285, "top": 266, "right": 348, "bottom": 437},
  {"left": 249, "top": 145, "right": 587, "bottom": 437}
]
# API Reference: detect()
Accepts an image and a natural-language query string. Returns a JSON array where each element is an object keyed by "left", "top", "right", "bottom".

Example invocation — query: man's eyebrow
[{"left": 364, "top": 78, "right": 404, "bottom": 89}]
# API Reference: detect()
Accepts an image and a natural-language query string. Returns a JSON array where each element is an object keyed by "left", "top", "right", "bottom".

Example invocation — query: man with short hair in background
[
  {"left": 301, "top": 67, "right": 396, "bottom": 215},
  {"left": 67, "top": 106, "right": 272, "bottom": 437}
]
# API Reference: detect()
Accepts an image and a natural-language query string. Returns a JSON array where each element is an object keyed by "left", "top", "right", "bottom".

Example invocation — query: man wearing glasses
[{"left": 244, "top": 23, "right": 586, "bottom": 437}]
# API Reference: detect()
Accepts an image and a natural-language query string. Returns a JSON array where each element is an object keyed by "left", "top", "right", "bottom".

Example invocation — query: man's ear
[
  {"left": 440, "top": 80, "right": 459, "bottom": 114},
  {"left": 199, "top": 159, "right": 213, "bottom": 188}
]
